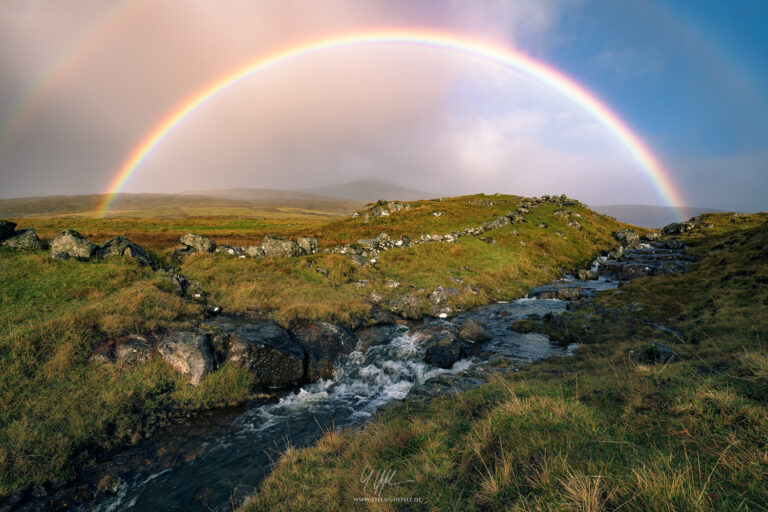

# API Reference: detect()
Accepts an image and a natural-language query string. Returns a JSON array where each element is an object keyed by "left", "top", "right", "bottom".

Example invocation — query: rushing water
[{"left": 71, "top": 275, "right": 621, "bottom": 512}]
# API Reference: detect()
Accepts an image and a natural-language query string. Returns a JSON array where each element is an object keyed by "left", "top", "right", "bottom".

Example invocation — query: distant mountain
[
  {"left": 593, "top": 205, "right": 727, "bottom": 228},
  {"left": 296, "top": 179, "right": 437, "bottom": 202}
]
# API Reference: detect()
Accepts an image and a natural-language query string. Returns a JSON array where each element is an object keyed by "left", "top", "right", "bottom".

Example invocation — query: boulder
[
  {"left": 348, "top": 254, "right": 368, "bottom": 266},
  {"left": 357, "top": 328, "right": 392, "bottom": 352},
  {"left": 662, "top": 222, "right": 695, "bottom": 235},
  {"left": 211, "top": 319, "right": 305, "bottom": 388},
  {"left": 577, "top": 269, "right": 597, "bottom": 280},
  {"left": 180, "top": 233, "right": 216, "bottom": 253},
  {"left": 458, "top": 319, "right": 489, "bottom": 343},
  {"left": 51, "top": 230, "right": 97, "bottom": 259},
  {"left": 296, "top": 237, "right": 318, "bottom": 255},
  {"left": 291, "top": 322, "right": 357, "bottom": 380},
  {"left": 387, "top": 294, "right": 423, "bottom": 320},
  {"left": 428, "top": 286, "right": 460, "bottom": 305},
  {"left": 261, "top": 236, "right": 303, "bottom": 258},
  {"left": 158, "top": 332, "right": 214, "bottom": 386},
  {"left": 52, "top": 252, "right": 70, "bottom": 261},
  {"left": 116, "top": 335, "right": 152, "bottom": 365},
  {"left": 424, "top": 334, "right": 462, "bottom": 369},
  {"left": 557, "top": 287, "right": 583, "bottom": 300},
  {"left": 2, "top": 228, "right": 44, "bottom": 250},
  {"left": 644, "top": 231, "right": 661, "bottom": 241},
  {"left": 171, "top": 246, "right": 196, "bottom": 263},
  {"left": 99, "top": 236, "right": 154, "bottom": 267},
  {"left": 613, "top": 229, "right": 641, "bottom": 249},
  {"left": 0, "top": 220, "right": 16, "bottom": 241},
  {"left": 618, "top": 263, "right": 653, "bottom": 280}
]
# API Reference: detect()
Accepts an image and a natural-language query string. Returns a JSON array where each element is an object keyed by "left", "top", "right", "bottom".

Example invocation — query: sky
[{"left": 0, "top": 0, "right": 766, "bottom": 210}]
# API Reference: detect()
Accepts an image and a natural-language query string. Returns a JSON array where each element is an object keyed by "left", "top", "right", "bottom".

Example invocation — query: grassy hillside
[
  {"left": 0, "top": 194, "right": 624, "bottom": 497},
  {"left": 242, "top": 212, "right": 768, "bottom": 511}
]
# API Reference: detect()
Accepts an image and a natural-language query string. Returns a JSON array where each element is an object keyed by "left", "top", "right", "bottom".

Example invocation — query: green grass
[
  {"left": 241, "top": 214, "right": 768, "bottom": 511},
  {"left": 0, "top": 193, "right": 627, "bottom": 496}
]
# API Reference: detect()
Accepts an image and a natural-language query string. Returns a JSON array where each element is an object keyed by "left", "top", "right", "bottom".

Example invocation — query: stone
[
  {"left": 291, "top": 322, "right": 357, "bottom": 380},
  {"left": 52, "top": 251, "right": 70, "bottom": 261},
  {"left": 384, "top": 278, "right": 400, "bottom": 288},
  {"left": 662, "top": 222, "right": 695, "bottom": 235},
  {"left": 158, "top": 332, "right": 214, "bottom": 386},
  {"left": 424, "top": 334, "right": 462, "bottom": 369},
  {"left": 1, "top": 228, "right": 44, "bottom": 250},
  {"left": 210, "top": 319, "right": 305, "bottom": 388},
  {"left": 261, "top": 235, "right": 303, "bottom": 258},
  {"left": 357, "top": 327, "right": 392, "bottom": 352},
  {"left": 577, "top": 269, "right": 597, "bottom": 280},
  {"left": 180, "top": 233, "right": 216, "bottom": 253},
  {"left": 214, "top": 244, "right": 244, "bottom": 257},
  {"left": 428, "top": 286, "right": 460, "bottom": 305},
  {"left": 116, "top": 335, "right": 152, "bottom": 365},
  {"left": 627, "top": 302, "right": 646, "bottom": 313},
  {"left": 0, "top": 220, "right": 16, "bottom": 241},
  {"left": 348, "top": 254, "right": 368, "bottom": 266},
  {"left": 644, "top": 231, "right": 661, "bottom": 241},
  {"left": 618, "top": 263, "right": 653, "bottom": 280},
  {"left": 557, "top": 287, "right": 583, "bottom": 300},
  {"left": 660, "top": 239, "right": 685, "bottom": 250},
  {"left": 315, "top": 267, "right": 329, "bottom": 278},
  {"left": 613, "top": 229, "right": 641, "bottom": 249},
  {"left": 171, "top": 246, "right": 196, "bottom": 263},
  {"left": 296, "top": 237, "right": 318, "bottom": 254},
  {"left": 567, "top": 221, "right": 583, "bottom": 230},
  {"left": 458, "top": 319, "right": 489, "bottom": 343},
  {"left": 99, "top": 236, "right": 154, "bottom": 267},
  {"left": 387, "top": 294, "right": 423, "bottom": 320},
  {"left": 50, "top": 230, "right": 97, "bottom": 259},
  {"left": 244, "top": 246, "right": 266, "bottom": 259}
]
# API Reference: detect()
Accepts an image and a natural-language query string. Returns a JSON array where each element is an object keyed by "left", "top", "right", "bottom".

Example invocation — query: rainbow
[{"left": 100, "top": 29, "right": 686, "bottom": 218}]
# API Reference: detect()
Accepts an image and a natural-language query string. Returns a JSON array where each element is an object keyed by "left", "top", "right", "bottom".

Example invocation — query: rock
[
  {"left": 0, "top": 220, "right": 16, "bottom": 241},
  {"left": 384, "top": 278, "right": 400, "bottom": 288},
  {"left": 158, "top": 332, "right": 214, "bottom": 386},
  {"left": 528, "top": 286, "right": 559, "bottom": 299},
  {"left": 296, "top": 237, "right": 318, "bottom": 255},
  {"left": 660, "top": 239, "right": 685, "bottom": 250},
  {"left": 557, "top": 287, "right": 583, "bottom": 300},
  {"left": 567, "top": 221, "right": 582, "bottom": 230},
  {"left": 428, "top": 286, "right": 460, "bottom": 305},
  {"left": 171, "top": 246, "right": 196, "bottom": 263},
  {"left": 50, "top": 230, "right": 97, "bottom": 259},
  {"left": 180, "top": 233, "right": 216, "bottom": 253},
  {"left": 261, "top": 236, "right": 303, "bottom": 258},
  {"left": 366, "top": 306, "right": 398, "bottom": 326},
  {"left": 1, "top": 228, "right": 44, "bottom": 250},
  {"left": 357, "top": 328, "right": 392, "bottom": 352},
  {"left": 52, "top": 251, "right": 70, "bottom": 261},
  {"left": 639, "top": 341, "right": 680, "bottom": 363},
  {"left": 424, "top": 334, "right": 462, "bottom": 369},
  {"left": 116, "top": 335, "right": 152, "bottom": 365},
  {"left": 627, "top": 302, "right": 646, "bottom": 313},
  {"left": 214, "top": 244, "right": 244, "bottom": 257},
  {"left": 577, "top": 269, "right": 597, "bottom": 280},
  {"left": 504, "top": 211, "right": 526, "bottom": 223},
  {"left": 537, "top": 222, "right": 547, "bottom": 229},
  {"left": 315, "top": 267, "right": 329, "bottom": 278},
  {"left": 644, "top": 231, "right": 661, "bottom": 241},
  {"left": 458, "top": 319, "right": 489, "bottom": 343},
  {"left": 97, "top": 475, "right": 122, "bottom": 495},
  {"left": 482, "top": 215, "right": 510, "bottom": 231},
  {"left": 613, "top": 229, "right": 641, "bottom": 249},
  {"left": 662, "top": 222, "right": 695, "bottom": 235},
  {"left": 618, "top": 263, "right": 653, "bottom": 280},
  {"left": 291, "top": 322, "right": 357, "bottom": 380},
  {"left": 348, "top": 254, "right": 368, "bottom": 266},
  {"left": 387, "top": 294, "right": 423, "bottom": 320},
  {"left": 99, "top": 236, "right": 154, "bottom": 267},
  {"left": 244, "top": 246, "right": 266, "bottom": 259},
  {"left": 210, "top": 320, "right": 305, "bottom": 388},
  {"left": 608, "top": 246, "right": 625, "bottom": 259}
]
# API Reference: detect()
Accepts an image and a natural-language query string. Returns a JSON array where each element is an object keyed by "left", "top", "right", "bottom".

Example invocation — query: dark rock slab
[{"left": 291, "top": 322, "right": 357, "bottom": 380}]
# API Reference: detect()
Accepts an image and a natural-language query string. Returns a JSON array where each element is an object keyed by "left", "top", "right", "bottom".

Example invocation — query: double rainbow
[{"left": 100, "top": 29, "right": 686, "bottom": 218}]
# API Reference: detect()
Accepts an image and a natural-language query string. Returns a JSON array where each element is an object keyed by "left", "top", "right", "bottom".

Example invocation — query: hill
[{"left": 296, "top": 178, "right": 437, "bottom": 202}]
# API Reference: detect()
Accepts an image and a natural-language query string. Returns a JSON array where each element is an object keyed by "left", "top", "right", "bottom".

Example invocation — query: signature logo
[{"left": 359, "top": 465, "right": 415, "bottom": 497}]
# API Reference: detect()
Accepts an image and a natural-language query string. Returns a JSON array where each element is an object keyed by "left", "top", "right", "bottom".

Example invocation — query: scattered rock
[
  {"left": 0, "top": 220, "right": 16, "bottom": 241},
  {"left": 387, "top": 294, "right": 423, "bottom": 320},
  {"left": 577, "top": 269, "right": 597, "bottom": 280},
  {"left": 99, "top": 236, "right": 154, "bottom": 267},
  {"left": 428, "top": 286, "right": 460, "bottom": 305},
  {"left": 627, "top": 302, "right": 646, "bottom": 313},
  {"left": 244, "top": 246, "right": 266, "bottom": 259},
  {"left": 291, "top": 322, "right": 357, "bottom": 380},
  {"left": 557, "top": 287, "right": 583, "bottom": 300},
  {"left": 180, "top": 233, "right": 216, "bottom": 253},
  {"left": 458, "top": 319, "right": 489, "bottom": 343},
  {"left": 613, "top": 229, "right": 641, "bottom": 249},
  {"left": 384, "top": 278, "right": 400, "bottom": 288},
  {"left": 662, "top": 222, "right": 695, "bottom": 235},
  {"left": 51, "top": 230, "right": 98, "bottom": 259},
  {"left": 214, "top": 244, "right": 244, "bottom": 257},
  {"left": 644, "top": 231, "right": 661, "bottom": 241},
  {"left": 1, "top": 228, "right": 44, "bottom": 250},
  {"left": 424, "top": 334, "right": 462, "bottom": 369},
  {"left": 158, "top": 332, "right": 214, "bottom": 386}
]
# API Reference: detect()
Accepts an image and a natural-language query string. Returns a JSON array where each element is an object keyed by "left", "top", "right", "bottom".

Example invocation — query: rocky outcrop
[
  {"left": 291, "top": 322, "right": 357, "bottom": 380},
  {"left": 215, "top": 244, "right": 244, "bottom": 257},
  {"left": 1, "top": 228, "right": 44, "bottom": 250},
  {"left": 244, "top": 246, "right": 266, "bottom": 259},
  {"left": 180, "top": 233, "right": 216, "bottom": 253},
  {"left": 357, "top": 327, "right": 392, "bottom": 352},
  {"left": 261, "top": 236, "right": 303, "bottom": 258},
  {"left": 428, "top": 286, "right": 459, "bottom": 305},
  {"left": 458, "top": 319, "right": 489, "bottom": 343},
  {"left": 424, "top": 334, "right": 462, "bottom": 369},
  {"left": 613, "top": 229, "right": 641, "bottom": 249},
  {"left": 662, "top": 221, "right": 695, "bottom": 235},
  {"left": 210, "top": 319, "right": 305, "bottom": 389},
  {"left": 386, "top": 294, "right": 423, "bottom": 320},
  {"left": 51, "top": 230, "right": 98, "bottom": 259},
  {"left": 158, "top": 332, "right": 214, "bottom": 386},
  {"left": 100, "top": 236, "right": 154, "bottom": 267}
]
